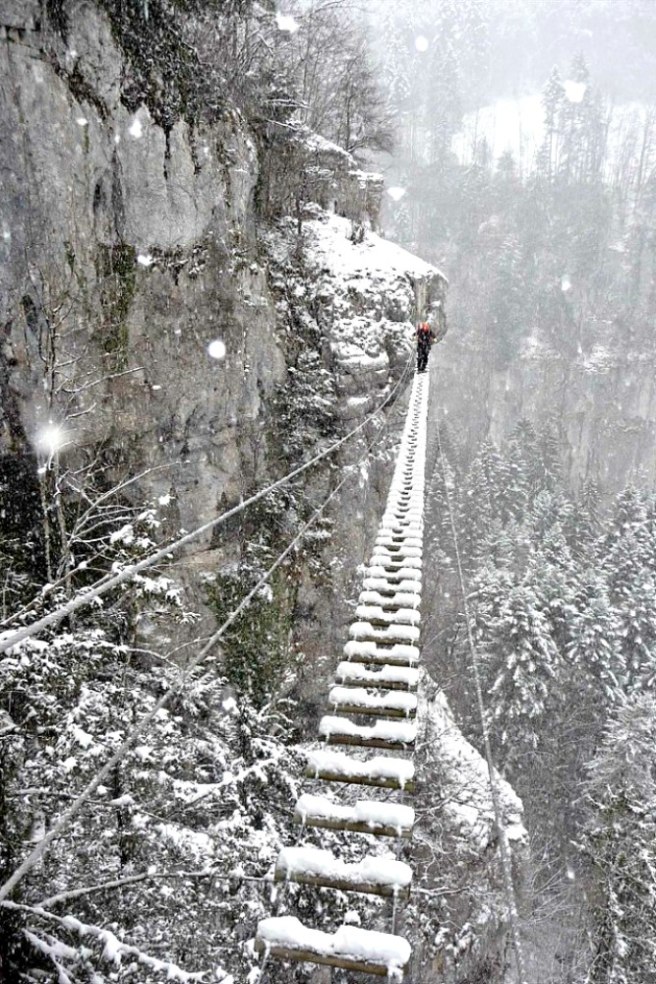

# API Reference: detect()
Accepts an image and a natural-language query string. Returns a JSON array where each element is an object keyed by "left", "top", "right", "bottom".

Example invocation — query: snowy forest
[{"left": 2, "top": 1, "right": 656, "bottom": 982}]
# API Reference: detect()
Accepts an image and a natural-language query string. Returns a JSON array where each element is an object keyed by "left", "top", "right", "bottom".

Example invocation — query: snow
[
  {"left": 35, "top": 422, "right": 67, "bottom": 456},
  {"left": 128, "top": 114, "right": 143, "bottom": 138},
  {"left": 349, "top": 621, "right": 420, "bottom": 643},
  {"left": 386, "top": 186, "right": 407, "bottom": 202},
  {"left": 359, "top": 589, "right": 420, "bottom": 609},
  {"left": 343, "top": 640, "right": 420, "bottom": 665},
  {"left": 564, "top": 79, "right": 587, "bottom": 103},
  {"left": 207, "top": 339, "right": 226, "bottom": 360},
  {"left": 414, "top": 35, "right": 429, "bottom": 52},
  {"left": 276, "top": 846, "right": 412, "bottom": 891},
  {"left": 256, "top": 916, "right": 410, "bottom": 977},
  {"left": 137, "top": 253, "right": 154, "bottom": 267},
  {"left": 305, "top": 749, "right": 415, "bottom": 788},
  {"left": 354, "top": 605, "right": 420, "bottom": 626},
  {"left": 319, "top": 715, "right": 417, "bottom": 745},
  {"left": 420, "top": 681, "right": 527, "bottom": 853},
  {"left": 275, "top": 11, "right": 299, "bottom": 33},
  {"left": 294, "top": 793, "right": 415, "bottom": 833},
  {"left": 335, "top": 661, "right": 419, "bottom": 689},
  {"left": 328, "top": 686, "right": 417, "bottom": 715},
  {"left": 304, "top": 211, "right": 445, "bottom": 286}
]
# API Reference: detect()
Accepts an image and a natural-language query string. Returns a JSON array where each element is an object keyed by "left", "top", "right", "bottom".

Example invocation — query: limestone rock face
[
  {"left": 0, "top": 0, "right": 445, "bottom": 642},
  {"left": 434, "top": 330, "right": 656, "bottom": 490}
]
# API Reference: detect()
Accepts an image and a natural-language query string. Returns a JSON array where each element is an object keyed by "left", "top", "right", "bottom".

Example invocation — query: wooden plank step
[
  {"left": 328, "top": 685, "right": 417, "bottom": 718},
  {"left": 343, "top": 640, "right": 420, "bottom": 666},
  {"left": 359, "top": 589, "right": 420, "bottom": 609},
  {"left": 335, "top": 661, "right": 419, "bottom": 691},
  {"left": 255, "top": 917, "right": 411, "bottom": 979},
  {"left": 369, "top": 554, "right": 422, "bottom": 571},
  {"left": 371, "top": 544, "right": 423, "bottom": 559},
  {"left": 355, "top": 605, "right": 420, "bottom": 627},
  {"left": 305, "top": 749, "right": 415, "bottom": 791},
  {"left": 362, "top": 576, "right": 422, "bottom": 595},
  {"left": 349, "top": 621, "right": 420, "bottom": 645},
  {"left": 293, "top": 793, "right": 415, "bottom": 838},
  {"left": 274, "top": 847, "right": 412, "bottom": 898},
  {"left": 375, "top": 535, "right": 423, "bottom": 549},
  {"left": 365, "top": 565, "right": 421, "bottom": 584},
  {"left": 319, "top": 715, "right": 416, "bottom": 750}
]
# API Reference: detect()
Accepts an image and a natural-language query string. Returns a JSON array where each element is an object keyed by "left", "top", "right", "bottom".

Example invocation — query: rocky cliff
[
  {"left": 0, "top": 0, "right": 445, "bottom": 648},
  {"left": 0, "top": 4, "right": 530, "bottom": 982}
]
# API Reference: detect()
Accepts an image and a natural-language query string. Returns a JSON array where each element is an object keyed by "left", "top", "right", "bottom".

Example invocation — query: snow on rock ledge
[{"left": 404, "top": 672, "right": 529, "bottom": 982}]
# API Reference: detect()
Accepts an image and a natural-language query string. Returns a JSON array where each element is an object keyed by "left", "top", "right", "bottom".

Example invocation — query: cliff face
[
  {"left": 433, "top": 321, "right": 656, "bottom": 491},
  {"left": 0, "top": 6, "right": 529, "bottom": 981},
  {"left": 0, "top": 0, "right": 445, "bottom": 653}
]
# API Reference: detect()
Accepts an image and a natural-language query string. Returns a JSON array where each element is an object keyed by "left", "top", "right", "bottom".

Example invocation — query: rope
[
  {"left": 0, "top": 362, "right": 414, "bottom": 902},
  {"left": 0, "top": 468, "right": 352, "bottom": 902},
  {"left": 434, "top": 413, "right": 529, "bottom": 984},
  {"left": 0, "top": 351, "right": 414, "bottom": 656}
]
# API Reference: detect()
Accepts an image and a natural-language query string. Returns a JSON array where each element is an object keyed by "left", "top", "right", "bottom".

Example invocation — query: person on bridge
[{"left": 416, "top": 321, "right": 436, "bottom": 373}]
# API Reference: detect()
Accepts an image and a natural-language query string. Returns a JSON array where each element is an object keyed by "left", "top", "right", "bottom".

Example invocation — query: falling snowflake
[
  {"left": 35, "top": 422, "right": 67, "bottom": 456},
  {"left": 208, "top": 339, "right": 226, "bottom": 360},
  {"left": 415, "top": 35, "right": 429, "bottom": 52},
  {"left": 128, "top": 115, "right": 143, "bottom": 139},
  {"left": 76, "top": 117, "right": 88, "bottom": 127},
  {"left": 564, "top": 80, "right": 586, "bottom": 103},
  {"left": 561, "top": 275, "right": 572, "bottom": 292},
  {"left": 275, "top": 11, "right": 299, "bottom": 33},
  {"left": 387, "top": 186, "right": 407, "bottom": 202},
  {"left": 137, "top": 253, "right": 154, "bottom": 267}
]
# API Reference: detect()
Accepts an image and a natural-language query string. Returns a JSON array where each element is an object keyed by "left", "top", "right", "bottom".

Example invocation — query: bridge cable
[
  {"left": 435, "top": 413, "right": 529, "bottom": 984},
  {"left": 0, "top": 351, "right": 415, "bottom": 656},
  {"left": 0, "top": 365, "right": 414, "bottom": 903}
]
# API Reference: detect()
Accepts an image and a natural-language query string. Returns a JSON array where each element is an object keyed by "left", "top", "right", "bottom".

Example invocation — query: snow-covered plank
[
  {"left": 358, "top": 584, "right": 421, "bottom": 611},
  {"left": 335, "top": 661, "right": 419, "bottom": 691},
  {"left": 365, "top": 565, "right": 422, "bottom": 583},
  {"left": 319, "top": 715, "right": 416, "bottom": 750},
  {"left": 369, "top": 554, "right": 422, "bottom": 570},
  {"left": 328, "top": 685, "right": 417, "bottom": 717},
  {"left": 375, "top": 535, "right": 423, "bottom": 549},
  {"left": 349, "top": 621, "right": 420, "bottom": 645},
  {"left": 343, "top": 640, "right": 420, "bottom": 666},
  {"left": 293, "top": 793, "right": 415, "bottom": 838},
  {"left": 305, "top": 749, "right": 415, "bottom": 790},
  {"left": 362, "top": 576, "right": 422, "bottom": 595},
  {"left": 274, "top": 847, "right": 412, "bottom": 898},
  {"left": 373, "top": 543, "right": 423, "bottom": 558},
  {"left": 358, "top": 589, "right": 420, "bottom": 609},
  {"left": 254, "top": 917, "right": 411, "bottom": 980},
  {"left": 354, "top": 605, "right": 420, "bottom": 627}
]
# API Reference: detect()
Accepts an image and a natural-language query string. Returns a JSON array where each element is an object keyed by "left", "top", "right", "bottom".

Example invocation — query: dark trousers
[{"left": 417, "top": 343, "right": 430, "bottom": 372}]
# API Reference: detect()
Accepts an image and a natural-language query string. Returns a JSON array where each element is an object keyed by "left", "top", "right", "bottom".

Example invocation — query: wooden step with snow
[
  {"left": 335, "top": 661, "right": 419, "bottom": 691},
  {"left": 328, "top": 685, "right": 417, "bottom": 718},
  {"left": 363, "top": 572, "right": 421, "bottom": 590},
  {"left": 375, "top": 535, "right": 423, "bottom": 550},
  {"left": 319, "top": 715, "right": 416, "bottom": 750},
  {"left": 343, "top": 640, "right": 420, "bottom": 666},
  {"left": 255, "top": 917, "right": 411, "bottom": 980},
  {"left": 294, "top": 793, "right": 414, "bottom": 838},
  {"left": 369, "top": 554, "right": 422, "bottom": 571},
  {"left": 355, "top": 605, "right": 420, "bottom": 627},
  {"left": 371, "top": 544, "right": 423, "bottom": 560},
  {"left": 274, "top": 846, "right": 412, "bottom": 899},
  {"left": 349, "top": 621, "right": 420, "bottom": 646},
  {"left": 358, "top": 589, "right": 420, "bottom": 609},
  {"left": 305, "top": 749, "right": 415, "bottom": 791},
  {"left": 365, "top": 566, "right": 422, "bottom": 584}
]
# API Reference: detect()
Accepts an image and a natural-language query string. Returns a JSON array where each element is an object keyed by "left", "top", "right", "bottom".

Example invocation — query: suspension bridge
[
  {"left": 254, "top": 372, "right": 429, "bottom": 980},
  {"left": 0, "top": 353, "right": 527, "bottom": 982}
]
